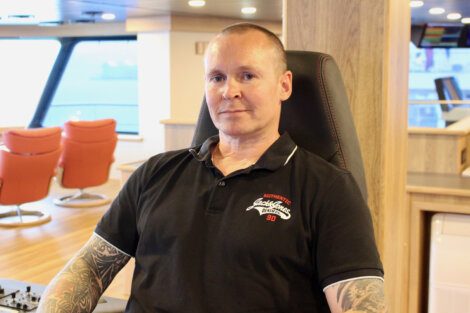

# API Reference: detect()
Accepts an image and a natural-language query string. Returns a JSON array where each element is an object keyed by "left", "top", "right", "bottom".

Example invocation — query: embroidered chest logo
[{"left": 246, "top": 193, "right": 292, "bottom": 222}]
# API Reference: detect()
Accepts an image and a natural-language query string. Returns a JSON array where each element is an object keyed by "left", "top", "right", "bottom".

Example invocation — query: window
[
  {"left": 42, "top": 39, "right": 139, "bottom": 134},
  {"left": 408, "top": 43, "right": 470, "bottom": 127},
  {"left": 0, "top": 39, "right": 60, "bottom": 127},
  {"left": 409, "top": 44, "right": 470, "bottom": 100}
]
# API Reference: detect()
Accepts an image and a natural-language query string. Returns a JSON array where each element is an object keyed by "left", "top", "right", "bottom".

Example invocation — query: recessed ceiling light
[
  {"left": 462, "top": 17, "right": 470, "bottom": 24},
  {"left": 429, "top": 7, "right": 445, "bottom": 15},
  {"left": 409, "top": 1, "right": 424, "bottom": 8},
  {"left": 447, "top": 13, "right": 462, "bottom": 20},
  {"left": 101, "top": 13, "right": 116, "bottom": 20},
  {"left": 241, "top": 7, "right": 257, "bottom": 15},
  {"left": 188, "top": 0, "right": 205, "bottom": 7}
]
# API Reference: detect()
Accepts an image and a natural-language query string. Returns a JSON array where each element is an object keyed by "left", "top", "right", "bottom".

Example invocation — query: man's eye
[
  {"left": 242, "top": 72, "right": 255, "bottom": 80},
  {"left": 210, "top": 75, "right": 224, "bottom": 82}
]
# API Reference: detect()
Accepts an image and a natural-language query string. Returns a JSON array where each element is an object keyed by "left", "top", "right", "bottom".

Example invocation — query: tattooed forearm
[
  {"left": 80, "top": 235, "right": 130, "bottom": 290},
  {"left": 37, "top": 234, "right": 130, "bottom": 313},
  {"left": 325, "top": 278, "right": 387, "bottom": 313}
]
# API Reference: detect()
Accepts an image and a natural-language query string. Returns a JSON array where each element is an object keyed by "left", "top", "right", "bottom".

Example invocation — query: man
[{"left": 38, "top": 23, "right": 385, "bottom": 313}]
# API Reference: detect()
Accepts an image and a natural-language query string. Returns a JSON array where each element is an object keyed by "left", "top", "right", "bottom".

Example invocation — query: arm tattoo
[
  {"left": 37, "top": 234, "right": 130, "bottom": 313},
  {"left": 335, "top": 278, "right": 387, "bottom": 313}
]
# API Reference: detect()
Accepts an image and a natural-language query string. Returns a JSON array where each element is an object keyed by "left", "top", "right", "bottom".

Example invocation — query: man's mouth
[
  {"left": 219, "top": 106, "right": 250, "bottom": 114},
  {"left": 220, "top": 109, "right": 247, "bottom": 114}
]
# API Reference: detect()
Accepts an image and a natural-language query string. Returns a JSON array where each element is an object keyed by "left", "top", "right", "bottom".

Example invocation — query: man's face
[{"left": 204, "top": 31, "right": 292, "bottom": 139}]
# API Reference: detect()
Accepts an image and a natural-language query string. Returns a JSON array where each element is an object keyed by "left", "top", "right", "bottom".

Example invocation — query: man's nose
[{"left": 222, "top": 78, "right": 241, "bottom": 99}]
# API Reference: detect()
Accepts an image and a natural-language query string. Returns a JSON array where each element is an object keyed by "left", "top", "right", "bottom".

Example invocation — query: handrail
[
  {"left": 409, "top": 115, "right": 470, "bottom": 134},
  {"left": 408, "top": 100, "right": 470, "bottom": 105}
]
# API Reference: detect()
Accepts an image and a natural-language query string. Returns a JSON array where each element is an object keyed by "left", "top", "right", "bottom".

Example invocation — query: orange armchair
[
  {"left": 54, "top": 119, "right": 117, "bottom": 208},
  {"left": 0, "top": 127, "right": 62, "bottom": 227}
]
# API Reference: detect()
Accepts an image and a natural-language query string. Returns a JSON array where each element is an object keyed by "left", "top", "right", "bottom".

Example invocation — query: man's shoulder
[
  {"left": 294, "top": 146, "right": 350, "bottom": 176},
  {"left": 148, "top": 147, "right": 194, "bottom": 163},
  {"left": 132, "top": 146, "right": 200, "bottom": 179},
  {"left": 293, "top": 147, "right": 365, "bottom": 203}
]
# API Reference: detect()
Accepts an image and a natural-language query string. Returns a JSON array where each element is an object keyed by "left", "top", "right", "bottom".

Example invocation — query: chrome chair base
[
  {"left": 0, "top": 206, "right": 51, "bottom": 227},
  {"left": 54, "top": 190, "right": 111, "bottom": 208}
]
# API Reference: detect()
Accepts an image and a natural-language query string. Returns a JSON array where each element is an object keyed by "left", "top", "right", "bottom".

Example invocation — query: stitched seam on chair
[{"left": 319, "top": 56, "right": 347, "bottom": 169}]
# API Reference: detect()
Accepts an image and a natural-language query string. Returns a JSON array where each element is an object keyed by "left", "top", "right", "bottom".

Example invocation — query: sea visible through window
[{"left": 43, "top": 39, "right": 139, "bottom": 134}]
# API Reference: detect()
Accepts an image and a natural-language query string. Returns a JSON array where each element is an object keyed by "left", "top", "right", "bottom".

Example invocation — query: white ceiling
[
  {"left": 411, "top": 0, "right": 470, "bottom": 24},
  {"left": 0, "top": 0, "right": 281, "bottom": 25},
  {"left": 0, "top": 0, "right": 468, "bottom": 26}
]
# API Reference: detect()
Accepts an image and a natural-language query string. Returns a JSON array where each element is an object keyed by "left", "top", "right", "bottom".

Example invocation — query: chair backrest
[
  {"left": 59, "top": 119, "right": 117, "bottom": 189},
  {"left": 0, "top": 127, "right": 62, "bottom": 205},
  {"left": 192, "top": 50, "right": 368, "bottom": 200},
  {"left": 435, "top": 77, "right": 463, "bottom": 112}
]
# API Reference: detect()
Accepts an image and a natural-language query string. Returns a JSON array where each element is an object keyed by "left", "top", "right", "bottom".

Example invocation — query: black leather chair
[{"left": 192, "top": 51, "right": 367, "bottom": 200}]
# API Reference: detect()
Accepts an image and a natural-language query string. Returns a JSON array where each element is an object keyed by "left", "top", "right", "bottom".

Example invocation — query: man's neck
[{"left": 211, "top": 131, "right": 280, "bottom": 176}]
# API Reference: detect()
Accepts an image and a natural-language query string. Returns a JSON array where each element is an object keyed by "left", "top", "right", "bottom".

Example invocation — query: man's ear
[{"left": 279, "top": 70, "right": 293, "bottom": 101}]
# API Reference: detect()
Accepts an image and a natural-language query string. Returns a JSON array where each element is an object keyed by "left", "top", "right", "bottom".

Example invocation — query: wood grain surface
[
  {"left": 408, "top": 133, "right": 466, "bottom": 174},
  {"left": 0, "top": 179, "right": 133, "bottom": 300},
  {"left": 283, "top": 0, "right": 410, "bottom": 312}
]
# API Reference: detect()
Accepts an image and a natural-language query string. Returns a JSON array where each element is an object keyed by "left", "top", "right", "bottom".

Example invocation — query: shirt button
[{"left": 218, "top": 181, "right": 226, "bottom": 187}]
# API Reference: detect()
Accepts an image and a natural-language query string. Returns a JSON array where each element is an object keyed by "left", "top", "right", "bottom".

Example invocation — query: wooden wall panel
[
  {"left": 283, "top": 0, "right": 409, "bottom": 312},
  {"left": 381, "top": 1, "right": 411, "bottom": 312},
  {"left": 283, "top": 0, "right": 386, "bottom": 229}
]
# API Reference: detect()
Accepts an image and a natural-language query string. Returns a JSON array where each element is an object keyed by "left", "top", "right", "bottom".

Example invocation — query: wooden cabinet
[
  {"left": 407, "top": 173, "right": 470, "bottom": 313},
  {"left": 408, "top": 129, "right": 467, "bottom": 174},
  {"left": 408, "top": 117, "right": 470, "bottom": 175}
]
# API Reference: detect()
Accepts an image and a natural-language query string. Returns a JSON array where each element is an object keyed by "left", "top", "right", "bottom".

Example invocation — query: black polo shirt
[{"left": 95, "top": 133, "right": 383, "bottom": 313}]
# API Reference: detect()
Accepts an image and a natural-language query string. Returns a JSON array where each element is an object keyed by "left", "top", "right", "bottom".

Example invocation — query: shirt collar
[
  {"left": 189, "top": 135, "right": 218, "bottom": 164},
  {"left": 189, "top": 132, "right": 298, "bottom": 171}
]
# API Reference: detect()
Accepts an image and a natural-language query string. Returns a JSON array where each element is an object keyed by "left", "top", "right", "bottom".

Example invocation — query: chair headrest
[
  {"left": 4, "top": 127, "right": 62, "bottom": 154},
  {"left": 64, "top": 119, "right": 117, "bottom": 142},
  {"left": 191, "top": 50, "right": 367, "bottom": 200}
]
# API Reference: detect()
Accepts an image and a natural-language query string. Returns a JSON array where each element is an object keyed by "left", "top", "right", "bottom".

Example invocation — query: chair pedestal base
[
  {"left": 0, "top": 207, "right": 51, "bottom": 227},
  {"left": 54, "top": 191, "right": 111, "bottom": 208}
]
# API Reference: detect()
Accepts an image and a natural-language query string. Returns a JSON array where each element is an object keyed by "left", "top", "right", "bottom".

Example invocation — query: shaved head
[{"left": 207, "top": 23, "right": 287, "bottom": 74}]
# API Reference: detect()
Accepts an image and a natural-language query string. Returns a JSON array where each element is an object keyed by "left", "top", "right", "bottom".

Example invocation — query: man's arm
[
  {"left": 37, "top": 233, "right": 130, "bottom": 313},
  {"left": 324, "top": 278, "right": 387, "bottom": 313}
]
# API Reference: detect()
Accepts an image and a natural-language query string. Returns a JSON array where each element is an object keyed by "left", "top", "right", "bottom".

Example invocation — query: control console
[
  {"left": 0, "top": 279, "right": 126, "bottom": 313},
  {"left": 0, "top": 284, "right": 39, "bottom": 312}
]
